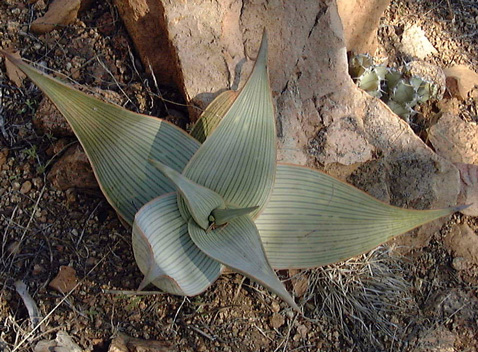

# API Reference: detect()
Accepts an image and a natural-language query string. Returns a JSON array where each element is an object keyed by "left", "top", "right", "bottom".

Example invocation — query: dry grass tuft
[{"left": 301, "top": 246, "right": 415, "bottom": 349}]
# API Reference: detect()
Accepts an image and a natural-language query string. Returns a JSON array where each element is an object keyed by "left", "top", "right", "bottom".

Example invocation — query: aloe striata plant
[{"left": 1, "top": 31, "right": 463, "bottom": 311}]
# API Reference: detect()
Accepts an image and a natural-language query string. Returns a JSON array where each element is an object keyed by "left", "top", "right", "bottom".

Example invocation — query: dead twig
[
  {"left": 14, "top": 281, "right": 42, "bottom": 329},
  {"left": 11, "top": 241, "right": 120, "bottom": 352}
]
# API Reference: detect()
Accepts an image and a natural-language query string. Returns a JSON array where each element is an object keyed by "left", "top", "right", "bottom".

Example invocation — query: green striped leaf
[
  {"left": 211, "top": 206, "right": 259, "bottom": 225},
  {"left": 2, "top": 51, "right": 200, "bottom": 224},
  {"left": 190, "top": 90, "right": 238, "bottom": 143},
  {"left": 133, "top": 193, "right": 222, "bottom": 295},
  {"left": 256, "top": 164, "right": 460, "bottom": 269},
  {"left": 188, "top": 216, "right": 300, "bottom": 311},
  {"left": 182, "top": 31, "right": 276, "bottom": 218},
  {"left": 149, "top": 159, "right": 224, "bottom": 230}
]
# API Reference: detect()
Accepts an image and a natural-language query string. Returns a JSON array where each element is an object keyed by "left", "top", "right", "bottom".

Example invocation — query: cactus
[{"left": 348, "top": 54, "right": 441, "bottom": 122}]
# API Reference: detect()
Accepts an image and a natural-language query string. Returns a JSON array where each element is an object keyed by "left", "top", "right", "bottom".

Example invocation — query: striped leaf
[
  {"left": 256, "top": 164, "right": 461, "bottom": 269},
  {"left": 190, "top": 90, "right": 237, "bottom": 143},
  {"left": 182, "top": 31, "right": 276, "bottom": 218},
  {"left": 188, "top": 216, "right": 300, "bottom": 311},
  {"left": 133, "top": 193, "right": 222, "bottom": 295},
  {"left": 1, "top": 51, "right": 200, "bottom": 224},
  {"left": 211, "top": 206, "right": 259, "bottom": 225},
  {"left": 149, "top": 159, "right": 225, "bottom": 230}
]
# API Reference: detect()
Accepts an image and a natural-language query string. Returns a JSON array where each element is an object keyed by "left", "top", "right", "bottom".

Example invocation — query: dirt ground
[{"left": 1, "top": 0, "right": 478, "bottom": 351}]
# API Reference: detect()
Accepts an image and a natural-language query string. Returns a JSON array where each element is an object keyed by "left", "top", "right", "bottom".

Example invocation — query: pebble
[
  {"left": 32, "top": 264, "right": 45, "bottom": 275},
  {"left": 297, "top": 324, "right": 308, "bottom": 338},
  {"left": 20, "top": 180, "right": 32, "bottom": 194},
  {"left": 66, "top": 188, "right": 77, "bottom": 205},
  {"left": 32, "top": 177, "right": 43, "bottom": 189},
  {"left": 271, "top": 301, "right": 281, "bottom": 313},
  {"left": 451, "top": 257, "right": 468, "bottom": 271},
  {"left": 85, "top": 257, "right": 97, "bottom": 266},
  {"left": 270, "top": 313, "right": 285, "bottom": 329}
]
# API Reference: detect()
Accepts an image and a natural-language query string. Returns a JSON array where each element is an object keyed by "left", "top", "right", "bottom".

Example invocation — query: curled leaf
[
  {"left": 133, "top": 193, "right": 222, "bottom": 295},
  {"left": 149, "top": 159, "right": 224, "bottom": 230}
]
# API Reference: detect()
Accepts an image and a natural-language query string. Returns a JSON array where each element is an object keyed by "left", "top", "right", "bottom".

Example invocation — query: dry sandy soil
[{"left": 1, "top": 0, "right": 478, "bottom": 351}]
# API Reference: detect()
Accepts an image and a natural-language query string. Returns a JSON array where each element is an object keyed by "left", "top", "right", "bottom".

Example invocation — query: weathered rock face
[
  {"left": 336, "top": 0, "right": 391, "bottom": 54},
  {"left": 112, "top": 0, "right": 178, "bottom": 87},
  {"left": 454, "top": 163, "right": 478, "bottom": 217},
  {"left": 114, "top": 0, "right": 461, "bottom": 249}
]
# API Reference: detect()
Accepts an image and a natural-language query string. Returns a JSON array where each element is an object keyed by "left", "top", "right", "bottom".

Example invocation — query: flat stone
[
  {"left": 444, "top": 65, "right": 478, "bottom": 100},
  {"left": 108, "top": 332, "right": 172, "bottom": 352},
  {"left": 49, "top": 266, "right": 78, "bottom": 294},
  {"left": 400, "top": 23, "right": 438, "bottom": 59},
  {"left": 428, "top": 113, "right": 478, "bottom": 165},
  {"left": 112, "top": 0, "right": 178, "bottom": 87},
  {"left": 20, "top": 181, "right": 32, "bottom": 194},
  {"left": 451, "top": 257, "right": 468, "bottom": 271},
  {"left": 47, "top": 144, "right": 97, "bottom": 191},
  {"left": 31, "top": 0, "right": 80, "bottom": 34},
  {"left": 313, "top": 115, "right": 374, "bottom": 166},
  {"left": 34, "top": 331, "right": 82, "bottom": 352},
  {"left": 270, "top": 313, "right": 285, "bottom": 329},
  {"left": 444, "top": 224, "right": 478, "bottom": 265}
]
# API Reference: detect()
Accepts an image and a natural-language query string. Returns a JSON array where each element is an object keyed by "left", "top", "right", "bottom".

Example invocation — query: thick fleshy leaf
[
  {"left": 211, "top": 206, "right": 259, "bottom": 225},
  {"left": 132, "top": 193, "right": 222, "bottom": 295},
  {"left": 256, "top": 163, "right": 461, "bottom": 269},
  {"left": 149, "top": 159, "right": 224, "bottom": 229},
  {"left": 182, "top": 31, "right": 276, "bottom": 218},
  {"left": 188, "top": 216, "right": 300, "bottom": 311},
  {"left": 1, "top": 51, "right": 200, "bottom": 224},
  {"left": 190, "top": 90, "right": 238, "bottom": 143}
]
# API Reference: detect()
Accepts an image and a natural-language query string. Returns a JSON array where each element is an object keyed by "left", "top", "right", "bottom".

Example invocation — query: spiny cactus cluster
[{"left": 349, "top": 54, "right": 441, "bottom": 122}]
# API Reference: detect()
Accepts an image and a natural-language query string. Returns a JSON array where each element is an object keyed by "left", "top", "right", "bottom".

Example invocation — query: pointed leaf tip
[
  {"left": 257, "top": 163, "right": 460, "bottom": 270},
  {"left": 149, "top": 159, "right": 225, "bottom": 229},
  {"left": 454, "top": 204, "right": 471, "bottom": 212},
  {"left": 3, "top": 52, "right": 201, "bottom": 224},
  {"left": 188, "top": 216, "right": 300, "bottom": 312},
  {"left": 212, "top": 206, "right": 259, "bottom": 225},
  {"left": 182, "top": 29, "right": 276, "bottom": 218},
  {"left": 255, "top": 29, "right": 269, "bottom": 70}
]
